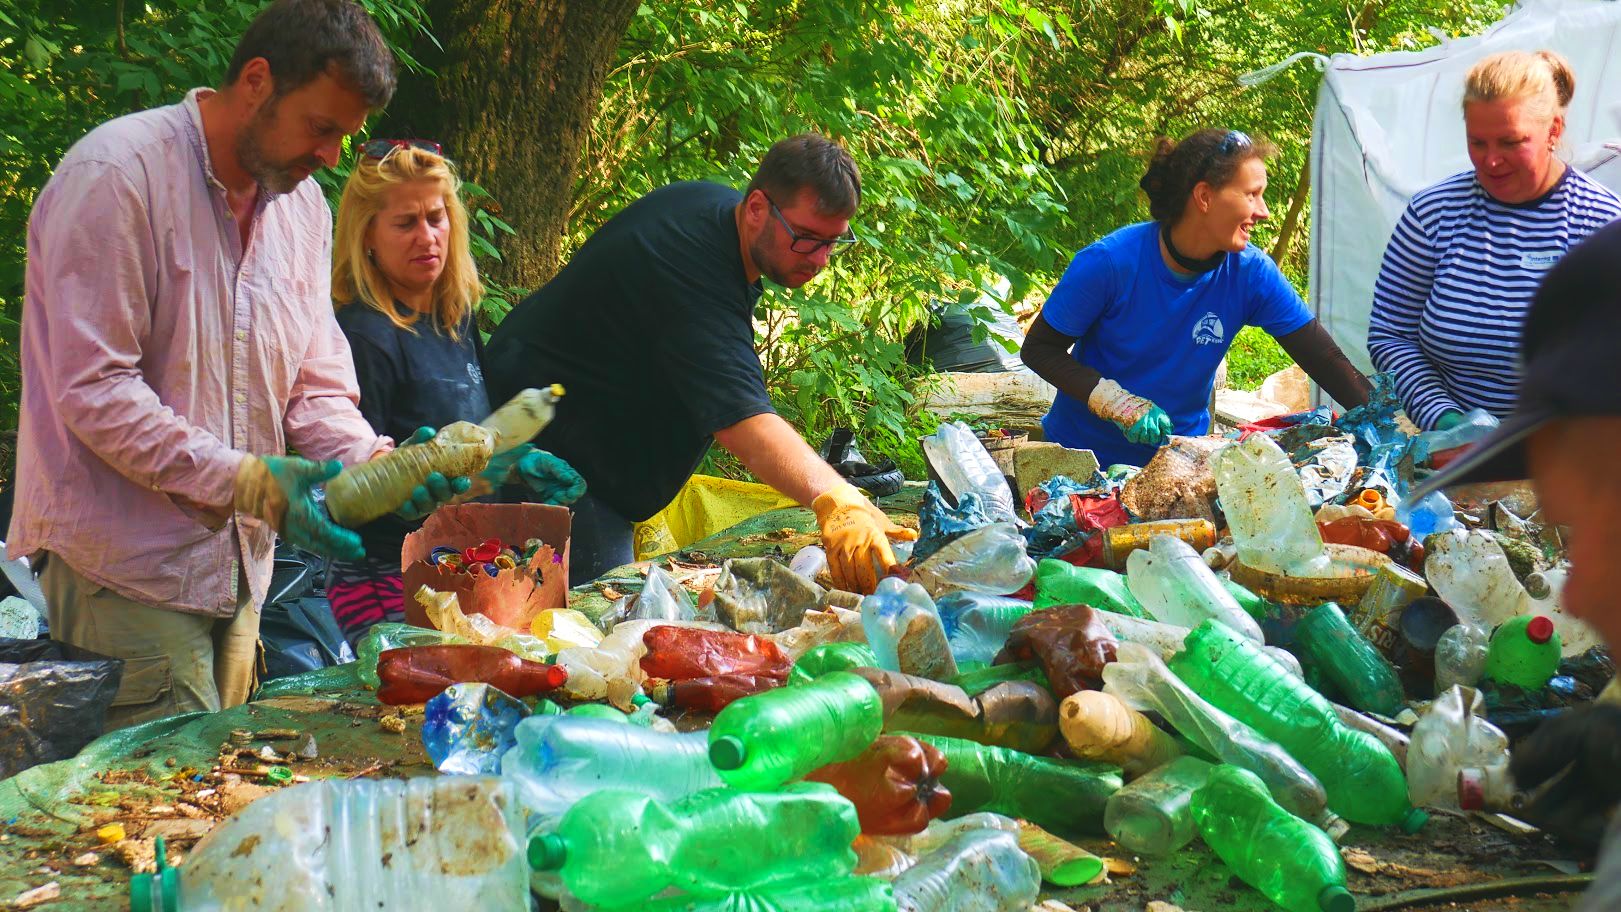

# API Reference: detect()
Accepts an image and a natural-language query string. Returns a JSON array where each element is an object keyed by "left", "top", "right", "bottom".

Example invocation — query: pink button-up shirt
[{"left": 8, "top": 89, "right": 389, "bottom": 617}]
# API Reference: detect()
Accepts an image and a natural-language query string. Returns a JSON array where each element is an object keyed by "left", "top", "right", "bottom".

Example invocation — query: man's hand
[
  {"left": 1508, "top": 703, "right": 1621, "bottom": 848},
  {"left": 813, "top": 482, "right": 918, "bottom": 594},
  {"left": 393, "top": 426, "right": 473, "bottom": 520},
  {"left": 234, "top": 455, "right": 364, "bottom": 560},
  {"left": 1089, "top": 378, "right": 1172, "bottom": 447},
  {"left": 480, "top": 444, "right": 587, "bottom": 505}
]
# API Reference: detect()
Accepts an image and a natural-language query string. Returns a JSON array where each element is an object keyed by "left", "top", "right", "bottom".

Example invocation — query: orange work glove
[{"left": 813, "top": 482, "right": 919, "bottom": 595}]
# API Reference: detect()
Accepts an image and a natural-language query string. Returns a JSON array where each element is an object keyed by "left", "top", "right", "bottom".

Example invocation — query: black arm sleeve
[
  {"left": 1274, "top": 318, "right": 1373, "bottom": 411},
  {"left": 1021, "top": 312, "right": 1103, "bottom": 406}
]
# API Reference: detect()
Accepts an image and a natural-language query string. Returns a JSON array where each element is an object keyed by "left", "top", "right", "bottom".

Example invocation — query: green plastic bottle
[
  {"left": 1483, "top": 615, "right": 1562, "bottom": 691},
  {"left": 629, "top": 877, "right": 896, "bottom": 912},
  {"left": 1191, "top": 765, "right": 1356, "bottom": 912},
  {"left": 951, "top": 660, "right": 1051, "bottom": 696},
  {"left": 527, "top": 782, "right": 859, "bottom": 907},
  {"left": 1220, "top": 577, "right": 1275, "bottom": 623},
  {"left": 788, "top": 642, "right": 880, "bottom": 686},
  {"left": 566, "top": 703, "right": 630, "bottom": 723},
  {"left": 1169, "top": 620, "right": 1424, "bottom": 830},
  {"left": 1032, "top": 560, "right": 1147, "bottom": 617},
  {"left": 904, "top": 732, "right": 1122, "bottom": 835},
  {"left": 709, "top": 671, "right": 883, "bottom": 789},
  {"left": 1293, "top": 602, "right": 1406, "bottom": 716}
]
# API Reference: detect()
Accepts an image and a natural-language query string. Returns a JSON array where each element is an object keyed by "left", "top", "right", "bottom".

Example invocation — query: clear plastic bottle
[
  {"left": 501, "top": 715, "right": 721, "bottom": 817},
  {"left": 935, "top": 592, "right": 1038, "bottom": 665},
  {"left": 1417, "top": 408, "right": 1499, "bottom": 457},
  {"left": 903, "top": 732, "right": 1122, "bottom": 835},
  {"left": 788, "top": 544, "right": 830, "bottom": 581},
  {"left": 479, "top": 384, "right": 564, "bottom": 453},
  {"left": 1210, "top": 433, "right": 1329, "bottom": 576},
  {"left": 1090, "top": 608, "right": 1190, "bottom": 661},
  {"left": 920, "top": 421, "right": 1019, "bottom": 526},
  {"left": 1405, "top": 685, "right": 1509, "bottom": 809},
  {"left": 1292, "top": 602, "right": 1406, "bottom": 716},
  {"left": 1170, "top": 620, "right": 1425, "bottom": 830},
  {"left": 1191, "top": 765, "right": 1356, "bottom": 912},
  {"left": 709, "top": 671, "right": 884, "bottom": 790},
  {"left": 910, "top": 523, "right": 1035, "bottom": 597},
  {"left": 528, "top": 782, "right": 859, "bottom": 908},
  {"left": 1101, "top": 643, "right": 1339, "bottom": 835},
  {"left": 1395, "top": 489, "right": 1460, "bottom": 537},
  {"left": 1103, "top": 755, "right": 1214, "bottom": 856},
  {"left": 325, "top": 421, "right": 496, "bottom": 527},
  {"left": 1424, "top": 530, "right": 1529, "bottom": 629},
  {"left": 861, "top": 577, "right": 959, "bottom": 681},
  {"left": 1032, "top": 559, "right": 1147, "bottom": 616},
  {"left": 130, "top": 777, "right": 529, "bottom": 911},
  {"left": 890, "top": 828, "right": 1040, "bottom": 912},
  {"left": 1125, "top": 535, "right": 1265, "bottom": 642},
  {"left": 1433, "top": 623, "right": 1490, "bottom": 692},
  {"left": 1058, "top": 689, "right": 1183, "bottom": 777},
  {"left": 1483, "top": 615, "right": 1563, "bottom": 691}
]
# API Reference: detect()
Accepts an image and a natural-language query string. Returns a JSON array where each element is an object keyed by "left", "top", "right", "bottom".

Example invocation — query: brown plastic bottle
[
  {"left": 645, "top": 673, "right": 785, "bottom": 714},
  {"left": 806, "top": 734, "right": 952, "bottom": 835},
  {"left": 993, "top": 604, "right": 1118, "bottom": 700},
  {"left": 639, "top": 625, "right": 791, "bottom": 681},
  {"left": 375, "top": 644, "right": 567, "bottom": 704},
  {"left": 850, "top": 667, "right": 1059, "bottom": 754}
]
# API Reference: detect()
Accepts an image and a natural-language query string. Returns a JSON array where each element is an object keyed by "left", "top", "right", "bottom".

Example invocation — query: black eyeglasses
[
  {"left": 360, "top": 138, "right": 443, "bottom": 160},
  {"left": 764, "top": 194, "right": 858, "bottom": 256}
]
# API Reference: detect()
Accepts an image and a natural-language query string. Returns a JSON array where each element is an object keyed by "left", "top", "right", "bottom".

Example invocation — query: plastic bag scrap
[
  {"left": 1335, "top": 374, "right": 1420, "bottom": 500},
  {"left": 1234, "top": 406, "right": 1338, "bottom": 439},
  {"left": 1119, "top": 436, "right": 1226, "bottom": 522},
  {"left": 914, "top": 482, "right": 994, "bottom": 563},
  {"left": 1022, "top": 475, "right": 1131, "bottom": 565},
  {"left": 1289, "top": 433, "right": 1360, "bottom": 509},
  {"left": 711, "top": 557, "right": 827, "bottom": 634},
  {"left": 602, "top": 565, "right": 713, "bottom": 630},
  {"left": 422, "top": 682, "right": 531, "bottom": 775},
  {"left": 415, "top": 586, "right": 553, "bottom": 662},
  {"left": 0, "top": 638, "right": 124, "bottom": 779},
  {"left": 921, "top": 421, "right": 1022, "bottom": 526}
]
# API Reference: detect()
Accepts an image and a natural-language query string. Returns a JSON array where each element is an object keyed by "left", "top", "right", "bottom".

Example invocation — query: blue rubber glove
[
  {"left": 393, "top": 426, "right": 474, "bottom": 521},
  {"left": 480, "top": 444, "right": 587, "bottom": 506},
  {"left": 1123, "top": 406, "right": 1174, "bottom": 447},
  {"left": 1434, "top": 410, "right": 1467, "bottom": 432},
  {"left": 234, "top": 455, "right": 365, "bottom": 561}
]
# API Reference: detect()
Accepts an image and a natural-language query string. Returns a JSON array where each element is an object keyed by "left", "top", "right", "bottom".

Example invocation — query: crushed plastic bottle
[
  {"left": 1483, "top": 615, "right": 1562, "bottom": 691},
  {"left": 992, "top": 604, "right": 1118, "bottom": 700},
  {"left": 1032, "top": 560, "right": 1147, "bottom": 616},
  {"left": 851, "top": 667, "right": 1058, "bottom": 754},
  {"left": 1406, "top": 685, "right": 1510, "bottom": 809},
  {"left": 910, "top": 523, "right": 1035, "bottom": 597},
  {"left": 622, "top": 877, "right": 896, "bottom": 912},
  {"left": 1425, "top": 530, "right": 1528, "bottom": 629},
  {"left": 1292, "top": 602, "right": 1406, "bottom": 716},
  {"left": 1395, "top": 489, "right": 1460, "bottom": 538},
  {"left": 861, "top": 577, "right": 959, "bottom": 681},
  {"left": 1100, "top": 519, "right": 1218, "bottom": 571},
  {"left": 1170, "top": 620, "right": 1425, "bottom": 829},
  {"left": 890, "top": 827, "right": 1040, "bottom": 912},
  {"left": 709, "top": 671, "right": 884, "bottom": 790},
  {"left": 555, "top": 618, "right": 725, "bottom": 706},
  {"left": 789, "top": 641, "right": 880, "bottom": 685},
  {"left": 528, "top": 782, "right": 859, "bottom": 908},
  {"left": 1103, "top": 755, "right": 1214, "bottom": 856},
  {"left": 639, "top": 625, "right": 792, "bottom": 682},
  {"left": 935, "top": 592, "right": 1038, "bottom": 665},
  {"left": 1191, "top": 765, "right": 1356, "bottom": 912},
  {"left": 375, "top": 645, "right": 566, "bottom": 705},
  {"left": 422, "top": 683, "right": 530, "bottom": 775},
  {"left": 415, "top": 587, "right": 553, "bottom": 661},
  {"left": 920, "top": 421, "right": 1020, "bottom": 526},
  {"left": 130, "top": 777, "right": 530, "bottom": 911},
  {"left": 711, "top": 557, "right": 828, "bottom": 634},
  {"left": 905, "top": 732, "right": 1122, "bottom": 834},
  {"left": 789, "top": 544, "right": 830, "bottom": 582},
  {"left": 1434, "top": 623, "right": 1490, "bottom": 692},
  {"left": 806, "top": 734, "right": 953, "bottom": 835},
  {"left": 501, "top": 715, "right": 722, "bottom": 817},
  {"left": 1126, "top": 535, "right": 1265, "bottom": 643},
  {"left": 620, "top": 565, "right": 703, "bottom": 625},
  {"left": 326, "top": 421, "right": 496, "bottom": 527},
  {"left": 646, "top": 673, "right": 785, "bottom": 713},
  {"left": 1089, "top": 608, "right": 1190, "bottom": 661},
  {"left": 1210, "top": 433, "right": 1329, "bottom": 576},
  {"left": 1523, "top": 567, "right": 1605, "bottom": 656},
  {"left": 1101, "top": 643, "right": 1339, "bottom": 836},
  {"left": 1058, "top": 689, "right": 1183, "bottom": 776}
]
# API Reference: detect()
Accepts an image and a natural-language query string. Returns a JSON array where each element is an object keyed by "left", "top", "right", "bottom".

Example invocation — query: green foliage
[{"left": 1225, "top": 326, "right": 1293, "bottom": 391}]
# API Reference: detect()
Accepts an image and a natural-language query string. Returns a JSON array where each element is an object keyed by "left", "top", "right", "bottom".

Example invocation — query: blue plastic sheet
[
  {"left": 422, "top": 683, "right": 530, "bottom": 775},
  {"left": 1335, "top": 373, "right": 1421, "bottom": 500}
]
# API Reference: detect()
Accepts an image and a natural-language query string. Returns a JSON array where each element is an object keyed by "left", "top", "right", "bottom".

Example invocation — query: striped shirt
[{"left": 1367, "top": 167, "right": 1621, "bottom": 429}]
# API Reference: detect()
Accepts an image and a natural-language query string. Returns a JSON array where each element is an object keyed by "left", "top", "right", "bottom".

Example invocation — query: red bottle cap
[
  {"left": 1525, "top": 616, "right": 1555, "bottom": 645},
  {"left": 1457, "top": 768, "right": 1485, "bottom": 811}
]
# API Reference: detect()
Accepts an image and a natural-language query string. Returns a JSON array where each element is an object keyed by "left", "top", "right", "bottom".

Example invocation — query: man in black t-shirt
[{"left": 485, "top": 134, "right": 914, "bottom": 591}]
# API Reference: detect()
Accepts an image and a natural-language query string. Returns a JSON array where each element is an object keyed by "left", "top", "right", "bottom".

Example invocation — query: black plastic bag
[
  {"left": 259, "top": 546, "right": 354, "bottom": 681},
  {"left": 0, "top": 638, "right": 124, "bottom": 779}
]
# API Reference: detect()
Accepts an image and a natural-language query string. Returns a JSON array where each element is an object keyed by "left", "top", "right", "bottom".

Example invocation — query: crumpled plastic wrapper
[
  {"left": 1290, "top": 433, "right": 1359, "bottom": 508},
  {"left": 914, "top": 483, "right": 994, "bottom": 563},
  {"left": 712, "top": 557, "right": 828, "bottom": 634},
  {"left": 767, "top": 606, "right": 866, "bottom": 661},
  {"left": 414, "top": 586, "right": 552, "bottom": 662},
  {"left": 422, "top": 682, "right": 531, "bottom": 775},
  {"left": 1119, "top": 436, "right": 1227, "bottom": 522}
]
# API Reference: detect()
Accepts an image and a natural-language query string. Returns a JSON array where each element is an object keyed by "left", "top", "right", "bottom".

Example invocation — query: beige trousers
[{"left": 40, "top": 555, "right": 259, "bottom": 731}]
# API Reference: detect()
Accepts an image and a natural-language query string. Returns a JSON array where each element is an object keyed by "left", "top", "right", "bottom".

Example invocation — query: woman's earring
[{"left": 366, "top": 249, "right": 375, "bottom": 260}]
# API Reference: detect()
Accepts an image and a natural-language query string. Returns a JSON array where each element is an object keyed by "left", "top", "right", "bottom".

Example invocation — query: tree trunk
[
  {"left": 385, "top": 0, "right": 640, "bottom": 291},
  {"left": 1270, "top": 156, "right": 1311, "bottom": 267}
]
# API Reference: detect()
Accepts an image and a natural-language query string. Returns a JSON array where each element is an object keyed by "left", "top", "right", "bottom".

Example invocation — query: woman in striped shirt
[{"left": 1368, "top": 50, "right": 1621, "bottom": 431}]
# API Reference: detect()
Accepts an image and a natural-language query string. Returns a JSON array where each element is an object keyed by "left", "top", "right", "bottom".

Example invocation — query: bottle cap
[
  {"left": 1457, "top": 768, "right": 1486, "bottom": 811},
  {"left": 526, "top": 833, "right": 567, "bottom": 871},
  {"left": 1399, "top": 806, "right": 1430, "bottom": 834},
  {"left": 1525, "top": 616, "right": 1555, "bottom": 645},
  {"left": 548, "top": 383, "right": 566, "bottom": 397},
  {"left": 128, "top": 837, "right": 179, "bottom": 912},
  {"left": 1317, "top": 884, "right": 1356, "bottom": 912},
  {"left": 709, "top": 735, "right": 747, "bottom": 770}
]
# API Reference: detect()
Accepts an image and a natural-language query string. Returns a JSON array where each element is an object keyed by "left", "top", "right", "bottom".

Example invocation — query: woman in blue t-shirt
[{"left": 1022, "top": 128, "right": 1372, "bottom": 468}]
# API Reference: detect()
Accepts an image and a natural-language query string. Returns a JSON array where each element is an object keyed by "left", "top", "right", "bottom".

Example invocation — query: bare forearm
[
  {"left": 1021, "top": 313, "right": 1102, "bottom": 404},
  {"left": 712, "top": 413, "right": 845, "bottom": 506},
  {"left": 1275, "top": 319, "right": 1373, "bottom": 410}
]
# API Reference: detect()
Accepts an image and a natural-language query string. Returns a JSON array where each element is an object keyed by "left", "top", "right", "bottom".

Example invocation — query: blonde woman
[
  {"left": 1368, "top": 50, "right": 1621, "bottom": 431},
  {"left": 329, "top": 140, "right": 583, "bottom": 639}
]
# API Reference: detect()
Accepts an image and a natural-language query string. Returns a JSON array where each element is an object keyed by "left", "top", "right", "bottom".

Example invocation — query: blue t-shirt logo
[{"left": 1192, "top": 312, "right": 1225, "bottom": 346}]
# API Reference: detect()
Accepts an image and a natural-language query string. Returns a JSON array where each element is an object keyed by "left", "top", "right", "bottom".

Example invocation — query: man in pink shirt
[{"left": 8, "top": 0, "right": 457, "bottom": 727}]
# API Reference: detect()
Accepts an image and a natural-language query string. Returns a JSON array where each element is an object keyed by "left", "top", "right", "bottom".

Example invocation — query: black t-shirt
[
  {"left": 483, "top": 181, "right": 774, "bottom": 522},
  {"left": 336, "top": 303, "right": 492, "bottom": 562}
]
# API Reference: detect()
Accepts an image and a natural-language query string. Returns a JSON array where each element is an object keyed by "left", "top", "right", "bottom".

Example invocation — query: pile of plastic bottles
[{"left": 137, "top": 396, "right": 1615, "bottom": 912}]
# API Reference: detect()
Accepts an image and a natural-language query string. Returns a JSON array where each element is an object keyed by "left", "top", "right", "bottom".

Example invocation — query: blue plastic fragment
[
  {"left": 913, "top": 482, "right": 993, "bottom": 562},
  {"left": 422, "top": 683, "right": 531, "bottom": 776}
]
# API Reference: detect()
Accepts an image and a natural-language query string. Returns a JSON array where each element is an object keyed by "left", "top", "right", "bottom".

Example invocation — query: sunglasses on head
[
  {"left": 360, "top": 138, "right": 444, "bottom": 160},
  {"left": 1197, "top": 130, "right": 1253, "bottom": 182}
]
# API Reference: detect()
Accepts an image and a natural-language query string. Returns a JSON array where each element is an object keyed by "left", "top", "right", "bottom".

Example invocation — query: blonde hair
[
  {"left": 332, "top": 146, "right": 483, "bottom": 339},
  {"left": 1463, "top": 50, "right": 1576, "bottom": 123}
]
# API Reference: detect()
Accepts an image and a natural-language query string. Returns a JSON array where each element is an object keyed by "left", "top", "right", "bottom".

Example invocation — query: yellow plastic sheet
[{"left": 632, "top": 475, "right": 799, "bottom": 560}]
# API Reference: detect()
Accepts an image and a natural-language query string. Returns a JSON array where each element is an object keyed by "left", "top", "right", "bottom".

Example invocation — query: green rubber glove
[
  {"left": 235, "top": 455, "right": 365, "bottom": 561},
  {"left": 1434, "top": 410, "right": 1467, "bottom": 431},
  {"left": 1123, "top": 406, "right": 1174, "bottom": 446},
  {"left": 480, "top": 444, "right": 586, "bottom": 506},
  {"left": 393, "top": 426, "right": 474, "bottom": 521}
]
